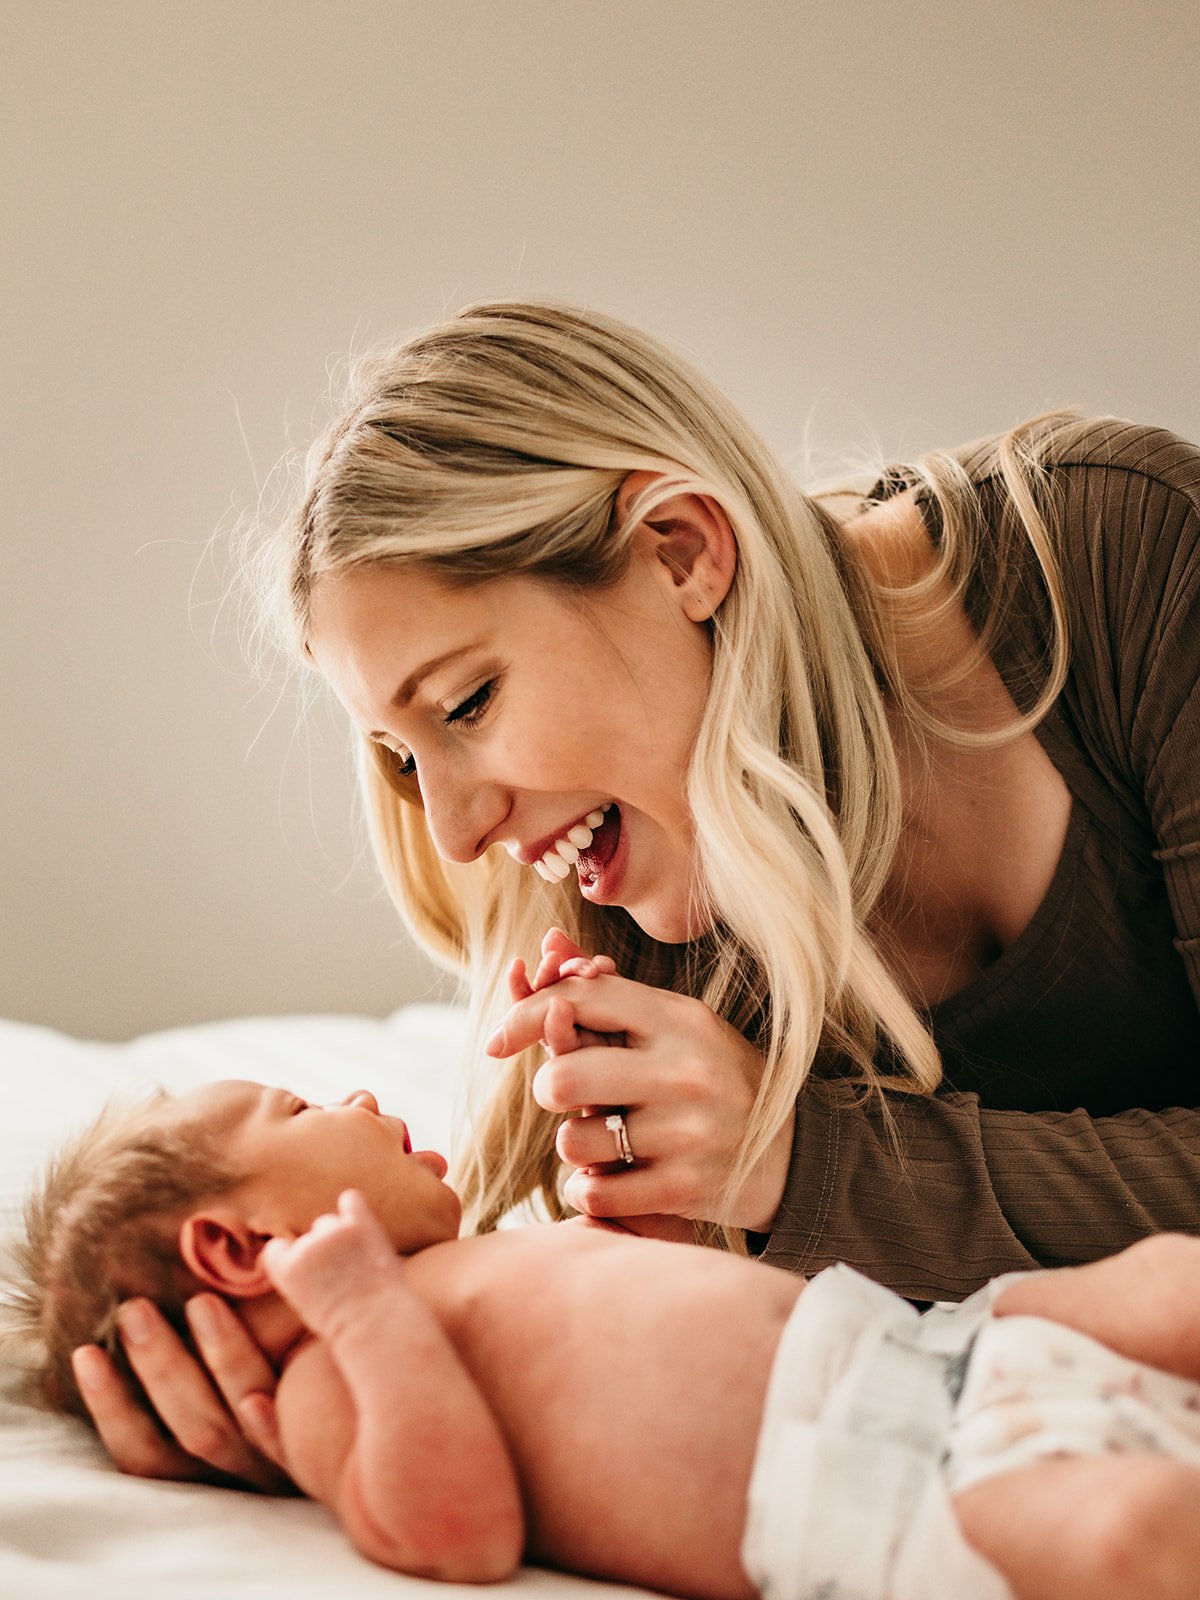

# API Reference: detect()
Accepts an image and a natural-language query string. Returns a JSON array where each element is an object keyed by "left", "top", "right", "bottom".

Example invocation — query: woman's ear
[
  {"left": 178, "top": 1211, "right": 273, "bottom": 1299},
  {"left": 617, "top": 470, "right": 737, "bottom": 622}
]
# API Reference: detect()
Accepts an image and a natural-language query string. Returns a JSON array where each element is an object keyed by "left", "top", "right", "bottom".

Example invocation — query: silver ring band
[{"left": 604, "top": 1110, "right": 635, "bottom": 1165}]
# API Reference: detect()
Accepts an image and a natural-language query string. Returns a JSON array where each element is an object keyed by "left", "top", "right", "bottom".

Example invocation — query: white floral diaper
[{"left": 741, "top": 1261, "right": 1200, "bottom": 1600}]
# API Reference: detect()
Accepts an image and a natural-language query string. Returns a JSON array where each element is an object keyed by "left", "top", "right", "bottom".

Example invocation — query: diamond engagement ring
[{"left": 604, "top": 1110, "right": 635, "bottom": 1165}]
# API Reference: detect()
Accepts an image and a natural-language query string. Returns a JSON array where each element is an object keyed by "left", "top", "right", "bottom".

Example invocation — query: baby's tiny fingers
[
  {"left": 237, "top": 1392, "right": 285, "bottom": 1471},
  {"left": 557, "top": 957, "right": 599, "bottom": 979},
  {"left": 261, "top": 1236, "right": 292, "bottom": 1273}
]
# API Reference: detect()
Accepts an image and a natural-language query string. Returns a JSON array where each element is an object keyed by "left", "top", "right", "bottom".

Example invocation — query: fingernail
[
  {"left": 72, "top": 1347, "right": 108, "bottom": 1390},
  {"left": 187, "top": 1296, "right": 223, "bottom": 1341},
  {"left": 117, "top": 1301, "right": 153, "bottom": 1345},
  {"left": 485, "top": 1026, "right": 505, "bottom": 1055}
]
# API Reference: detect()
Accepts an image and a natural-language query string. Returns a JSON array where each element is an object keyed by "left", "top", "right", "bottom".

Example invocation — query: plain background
[{"left": 4, "top": 1, "right": 1198, "bottom": 1040}]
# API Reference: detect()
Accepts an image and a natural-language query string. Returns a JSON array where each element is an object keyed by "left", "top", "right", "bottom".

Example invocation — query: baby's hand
[
  {"left": 503, "top": 928, "right": 622, "bottom": 1056},
  {"left": 262, "top": 1190, "right": 401, "bottom": 1344},
  {"left": 506, "top": 926, "right": 617, "bottom": 1003}
]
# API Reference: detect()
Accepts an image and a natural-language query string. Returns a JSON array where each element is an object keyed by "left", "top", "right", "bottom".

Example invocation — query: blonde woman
[{"left": 76, "top": 301, "right": 1200, "bottom": 1490}]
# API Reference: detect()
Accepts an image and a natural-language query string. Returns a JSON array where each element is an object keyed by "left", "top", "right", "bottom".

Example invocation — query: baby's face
[{"left": 177, "top": 1080, "right": 461, "bottom": 1253}]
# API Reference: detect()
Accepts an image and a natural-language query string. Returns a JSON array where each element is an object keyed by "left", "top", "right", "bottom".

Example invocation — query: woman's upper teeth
[{"left": 533, "top": 805, "right": 611, "bottom": 881}]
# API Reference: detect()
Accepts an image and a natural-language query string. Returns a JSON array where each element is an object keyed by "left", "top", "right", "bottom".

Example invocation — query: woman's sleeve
[
  {"left": 761, "top": 432, "right": 1200, "bottom": 1303},
  {"left": 1134, "top": 460, "right": 1200, "bottom": 1013},
  {"left": 760, "top": 1086, "right": 1200, "bottom": 1301}
]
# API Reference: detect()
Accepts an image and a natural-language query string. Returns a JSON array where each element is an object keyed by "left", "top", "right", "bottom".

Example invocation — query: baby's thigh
[{"left": 954, "top": 1455, "right": 1200, "bottom": 1600}]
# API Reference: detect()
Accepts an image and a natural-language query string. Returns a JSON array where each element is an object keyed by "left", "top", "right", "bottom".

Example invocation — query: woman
[{"left": 77, "top": 300, "right": 1200, "bottom": 1487}]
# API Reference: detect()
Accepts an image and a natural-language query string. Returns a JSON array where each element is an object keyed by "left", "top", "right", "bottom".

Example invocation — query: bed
[{"left": 0, "top": 1005, "right": 655, "bottom": 1599}]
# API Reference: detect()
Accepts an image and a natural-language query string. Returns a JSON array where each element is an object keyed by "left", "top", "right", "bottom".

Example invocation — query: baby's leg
[
  {"left": 954, "top": 1455, "right": 1200, "bottom": 1600},
  {"left": 992, "top": 1234, "right": 1200, "bottom": 1381}
]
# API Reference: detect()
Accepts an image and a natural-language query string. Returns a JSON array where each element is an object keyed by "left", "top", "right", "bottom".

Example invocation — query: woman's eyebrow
[{"left": 369, "top": 643, "right": 484, "bottom": 737}]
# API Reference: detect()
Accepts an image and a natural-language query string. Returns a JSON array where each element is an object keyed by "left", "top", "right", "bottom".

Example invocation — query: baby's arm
[{"left": 261, "top": 1193, "right": 523, "bottom": 1582}]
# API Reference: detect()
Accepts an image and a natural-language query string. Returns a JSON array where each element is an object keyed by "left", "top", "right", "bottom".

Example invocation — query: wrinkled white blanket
[{"left": 0, "top": 1007, "right": 654, "bottom": 1600}]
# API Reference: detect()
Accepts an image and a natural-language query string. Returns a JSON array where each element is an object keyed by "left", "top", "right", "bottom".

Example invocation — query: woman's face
[{"left": 306, "top": 533, "right": 718, "bottom": 942}]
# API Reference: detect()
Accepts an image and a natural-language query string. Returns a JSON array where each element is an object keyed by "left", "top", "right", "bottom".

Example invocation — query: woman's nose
[
  {"left": 422, "top": 765, "right": 509, "bottom": 864},
  {"left": 338, "top": 1090, "right": 380, "bottom": 1112}
]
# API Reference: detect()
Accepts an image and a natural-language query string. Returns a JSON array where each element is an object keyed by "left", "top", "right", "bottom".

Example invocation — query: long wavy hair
[{"left": 245, "top": 300, "right": 1073, "bottom": 1245}]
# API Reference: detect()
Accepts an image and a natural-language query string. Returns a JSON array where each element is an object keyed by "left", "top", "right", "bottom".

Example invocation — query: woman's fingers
[
  {"left": 236, "top": 1392, "right": 286, "bottom": 1471},
  {"left": 612, "top": 1213, "right": 698, "bottom": 1245},
  {"left": 556, "top": 1106, "right": 652, "bottom": 1168},
  {"left": 72, "top": 1344, "right": 214, "bottom": 1483},
  {"left": 183, "top": 1294, "right": 280, "bottom": 1414},
  {"left": 488, "top": 973, "right": 676, "bottom": 1057},
  {"left": 506, "top": 956, "right": 534, "bottom": 1003},
  {"left": 563, "top": 1163, "right": 696, "bottom": 1220},
  {"left": 542, "top": 996, "right": 581, "bottom": 1057},
  {"left": 532, "top": 1043, "right": 664, "bottom": 1113},
  {"left": 103, "top": 1296, "right": 286, "bottom": 1490}
]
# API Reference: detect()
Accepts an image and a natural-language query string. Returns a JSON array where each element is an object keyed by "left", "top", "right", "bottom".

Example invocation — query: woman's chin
[{"left": 628, "top": 898, "right": 714, "bottom": 945}]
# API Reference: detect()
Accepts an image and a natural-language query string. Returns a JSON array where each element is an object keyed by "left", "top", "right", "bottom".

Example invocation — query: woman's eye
[
  {"left": 377, "top": 679, "right": 496, "bottom": 781},
  {"left": 445, "top": 679, "right": 496, "bottom": 729}
]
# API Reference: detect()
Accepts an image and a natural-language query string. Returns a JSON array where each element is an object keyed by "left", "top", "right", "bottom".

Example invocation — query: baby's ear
[{"left": 178, "top": 1212, "right": 273, "bottom": 1298}]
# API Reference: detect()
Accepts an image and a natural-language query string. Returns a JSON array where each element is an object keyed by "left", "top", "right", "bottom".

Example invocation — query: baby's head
[{"left": 3, "top": 1079, "right": 460, "bottom": 1421}]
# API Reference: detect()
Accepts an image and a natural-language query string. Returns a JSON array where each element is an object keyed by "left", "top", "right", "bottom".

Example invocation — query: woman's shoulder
[{"left": 953, "top": 414, "right": 1200, "bottom": 502}]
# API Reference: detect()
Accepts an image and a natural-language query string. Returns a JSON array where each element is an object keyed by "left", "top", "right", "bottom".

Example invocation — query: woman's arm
[{"left": 762, "top": 1085, "right": 1200, "bottom": 1300}]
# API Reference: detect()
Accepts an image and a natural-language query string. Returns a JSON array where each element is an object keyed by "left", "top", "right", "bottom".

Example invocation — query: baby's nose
[{"left": 338, "top": 1089, "right": 380, "bottom": 1113}]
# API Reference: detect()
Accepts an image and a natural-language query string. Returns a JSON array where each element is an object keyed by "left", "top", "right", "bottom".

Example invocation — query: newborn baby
[{"left": 9, "top": 1077, "right": 1200, "bottom": 1600}]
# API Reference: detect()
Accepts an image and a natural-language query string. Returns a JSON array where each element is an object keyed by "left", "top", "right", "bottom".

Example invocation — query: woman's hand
[
  {"left": 71, "top": 1295, "right": 292, "bottom": 1491},
  {"left": 487, "top": 963, "right": 792, "bottom": 1235}
]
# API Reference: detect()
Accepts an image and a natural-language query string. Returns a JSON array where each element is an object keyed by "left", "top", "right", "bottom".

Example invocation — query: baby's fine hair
[{"left": 1, "top": 1093, "right": 238, "bottom": 1422}]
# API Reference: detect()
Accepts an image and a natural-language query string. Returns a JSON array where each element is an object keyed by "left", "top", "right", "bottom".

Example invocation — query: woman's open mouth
[
  {"left": 574, "top": 804, "right": 621, "bottom": 888},
  {"left": 530, "top": 803, "right": 625, "bottom": 901}
]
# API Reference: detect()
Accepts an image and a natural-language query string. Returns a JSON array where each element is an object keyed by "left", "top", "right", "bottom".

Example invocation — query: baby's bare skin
[
  {"left": 408, "top": 1219, "right": 799, "bottom": 1592},
  {"left": 259, "top": 1213, "right": 1200, "bottom": 1600},
  {"left": 275, "top": 1213, "right": 799, "bottom": 1598}
]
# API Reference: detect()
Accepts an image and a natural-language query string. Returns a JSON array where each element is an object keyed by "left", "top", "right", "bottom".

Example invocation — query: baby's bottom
[
  {"left": 957, "top": 1235, "right": 1200, "bottom": 1600},
  {"left": 742, "top": 1234, "right": 1200, "bottom": 1600}
]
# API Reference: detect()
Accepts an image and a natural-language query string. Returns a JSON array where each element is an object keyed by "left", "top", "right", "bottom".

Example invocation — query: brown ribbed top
[{"left": 762, "top": 418, "right": 1200, "bottom": 1300}]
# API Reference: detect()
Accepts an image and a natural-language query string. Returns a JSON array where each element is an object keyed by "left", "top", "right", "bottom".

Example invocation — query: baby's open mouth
[{"left": 533, "top": 803, "right": 620, "bottom": 887}]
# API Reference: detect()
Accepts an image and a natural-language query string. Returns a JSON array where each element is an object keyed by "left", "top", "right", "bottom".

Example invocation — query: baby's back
[{"left": 405, "top": 1220, "right": 803, "bottom": 1599}]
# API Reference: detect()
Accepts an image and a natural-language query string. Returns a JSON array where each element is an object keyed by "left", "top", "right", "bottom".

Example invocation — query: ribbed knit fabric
[{"left": 762, "top": 419, "right": 1200, "bottom": 1300}]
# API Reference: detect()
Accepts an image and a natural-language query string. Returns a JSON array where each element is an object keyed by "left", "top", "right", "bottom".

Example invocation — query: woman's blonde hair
[{"left": 246, "top": 300, "right": 1073, "bottom": 1245}]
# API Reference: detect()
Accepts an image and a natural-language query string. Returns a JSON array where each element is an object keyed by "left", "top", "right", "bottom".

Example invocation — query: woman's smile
[{"left": 305, "top": 554, "right": 717, "bottom": 942}]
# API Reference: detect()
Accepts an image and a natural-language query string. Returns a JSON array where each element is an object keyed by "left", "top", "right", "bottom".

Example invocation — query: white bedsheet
[{"left": 0, "top": 1007, "right": 655, "bottom": 1600}]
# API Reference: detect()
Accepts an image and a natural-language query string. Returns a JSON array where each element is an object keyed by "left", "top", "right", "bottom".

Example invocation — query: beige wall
[{"left": 4, "top": 1, "right": 1198, "bottom": 1039}]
